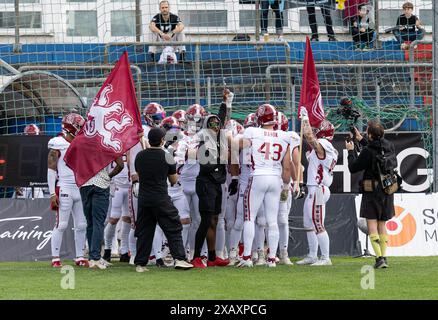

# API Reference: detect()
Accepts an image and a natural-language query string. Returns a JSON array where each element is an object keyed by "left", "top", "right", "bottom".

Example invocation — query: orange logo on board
[{"left": 386, "top": 205, "right": 416, "bottom": 247}]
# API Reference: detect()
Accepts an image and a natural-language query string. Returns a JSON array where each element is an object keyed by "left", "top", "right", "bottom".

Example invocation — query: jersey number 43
[{"left": 258, "top": 142, "right": 283, "bottom": 161}]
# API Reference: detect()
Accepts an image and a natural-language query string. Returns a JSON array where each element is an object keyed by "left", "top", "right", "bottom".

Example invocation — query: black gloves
[{"left": 228, "top": 178, "right": 238, "bottom": 196}]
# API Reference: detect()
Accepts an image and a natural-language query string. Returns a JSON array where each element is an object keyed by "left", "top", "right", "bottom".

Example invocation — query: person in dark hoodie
[
  {"left": 346, "top": 120, "right": 397, "bottom": 269},
  {"left": 189, "top": 89, "right": 234, "bottom": 268}
]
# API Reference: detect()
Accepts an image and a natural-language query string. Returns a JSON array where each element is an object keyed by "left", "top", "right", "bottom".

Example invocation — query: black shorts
[
  {"left": 360, "top": 191, "right": 395, "bottom": 221},
  {"left": 196, "top": 179, "right": 222, "bottom": 215}
]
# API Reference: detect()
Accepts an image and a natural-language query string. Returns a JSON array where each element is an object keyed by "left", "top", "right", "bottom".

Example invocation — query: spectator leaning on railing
[{"left": 393, "top": 1, "right": 425, "bottom": 50}]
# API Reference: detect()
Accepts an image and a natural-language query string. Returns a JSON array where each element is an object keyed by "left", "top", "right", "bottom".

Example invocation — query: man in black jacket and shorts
[{"left": 346, "top": 120, "right": 397, "bottom": 269}]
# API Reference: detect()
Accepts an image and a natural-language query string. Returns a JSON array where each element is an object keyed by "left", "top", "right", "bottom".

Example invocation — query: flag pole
[{"left": 295, "top": 121, "right": 304, "bottom": 198}]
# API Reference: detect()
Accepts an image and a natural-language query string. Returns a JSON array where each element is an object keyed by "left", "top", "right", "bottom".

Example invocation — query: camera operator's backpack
[{"left": 373, "top": 140, "right": 401, "bottom": 195}]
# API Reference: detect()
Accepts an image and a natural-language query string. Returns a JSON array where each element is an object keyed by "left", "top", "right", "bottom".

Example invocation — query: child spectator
[
  {"left": 393, "top": 2, "right": 425, "bottom": 50},
  {"left": 351, "top": 4, "right": 375, "bottom": 51}
]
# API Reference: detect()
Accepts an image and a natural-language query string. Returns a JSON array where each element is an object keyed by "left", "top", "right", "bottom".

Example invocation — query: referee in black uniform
[{"left": 134, "top": 127, "right": 193, "bottom": 272}]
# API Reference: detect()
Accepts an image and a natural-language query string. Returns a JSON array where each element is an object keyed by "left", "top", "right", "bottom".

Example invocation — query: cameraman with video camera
[{"left": 346, "top": 120, "right": 397, "bottom": 269}]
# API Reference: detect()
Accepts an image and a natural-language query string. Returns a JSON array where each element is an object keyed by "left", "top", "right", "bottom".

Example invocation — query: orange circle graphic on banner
[{"left": 386, "top": 205, "right": 416, "bottom": 247}]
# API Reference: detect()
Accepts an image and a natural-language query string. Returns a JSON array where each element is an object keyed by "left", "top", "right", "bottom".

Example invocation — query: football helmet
[
  {"left": 313, "top": 119, "right": 335, "bottom": 141},
  {"left": 186, "top": 104, "right": 206, "bottom": 123},
  {"left": 161, "top": 116, "right": 181, "bottom": 131},
  {"left": 243, "top": 113, "right": 256, "bottom": 128},
  {"left": 143, "top": 102, "right": 166, "bottom": 127},
  {"left": 186, "top": 104, "right": 207, "bottom": 132},
  {"left": 24, "top": 124, "right": 40, "bottom": 135},
  {"left": 276, "top": 112, "right": 289, "bottom": 131},
  {"left": 256, "top": 104, "right": 277, "bottom": 127},
  {"left": 172, "top": 109, "right": 187, "bottom": 130},
  {"left": 224, "top": 119, "right": 244, "bottom": 136},
  {"left": 62, "top": 113, "right": 85, "bottom": 137}
]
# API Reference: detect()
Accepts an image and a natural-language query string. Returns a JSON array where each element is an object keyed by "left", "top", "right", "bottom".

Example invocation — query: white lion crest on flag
[{"left": 84, "top": 84, "right": 133, "bottom": 152}]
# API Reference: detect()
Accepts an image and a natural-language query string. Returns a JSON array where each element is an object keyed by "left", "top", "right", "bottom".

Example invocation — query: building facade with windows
[{"left": 0, "top": 0, "right": 433, "bottom": 43}]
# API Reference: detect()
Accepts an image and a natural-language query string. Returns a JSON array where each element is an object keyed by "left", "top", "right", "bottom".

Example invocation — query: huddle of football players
[{"left": 46, "top": 89, "right": 338, "bottom": 269}]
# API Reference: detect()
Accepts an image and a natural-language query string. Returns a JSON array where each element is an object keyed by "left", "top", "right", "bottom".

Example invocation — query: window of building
[
  {"left": 0, "top": 0, "right": 39, "bottom": 3},
  {"left": 239, "top": 10, "right": 289, "bottom": 28},
  {"left": 0, "top": 11, "right": 41, "bottom": 28},
  {"left": 67, "top": 10, "right": 97, "bottom": 36},
  {"left": 179, "top": 10, "right": 227, "bottom": 28},
  {"left": 378, "top": 9, "right": 401, "bottom": 26},
  {"left": 111, "top": 10, "right": 137, "bottom": 36}
]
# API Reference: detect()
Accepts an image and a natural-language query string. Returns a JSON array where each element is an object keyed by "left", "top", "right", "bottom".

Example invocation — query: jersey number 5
[{"left": 258, "top": 142, "right": 283, "bottom": 161}]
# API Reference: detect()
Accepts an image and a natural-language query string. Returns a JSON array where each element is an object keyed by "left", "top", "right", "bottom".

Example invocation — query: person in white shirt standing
[
  {"left": 47, "top": 114, "right": 88, "bottom": 268},
  {"left": 80, "top": 153, "right": 124, "bottom": 269},
  {"left": 103, "top": 153, "right": 131, "bottom": 263},
  {"left": 236, "top": 104, "right": 293, "bottom": 268},
  {"left": 296, "top": 107, "right": 338, "bottom": 266}
]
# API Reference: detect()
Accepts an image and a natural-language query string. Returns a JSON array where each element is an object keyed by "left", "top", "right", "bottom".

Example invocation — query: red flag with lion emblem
[
  {"left": 65, "top": 51, "right": 143, "bottom": 187},
  {"left": 298, "top": 36, "right": 325, "bottom": 128}
]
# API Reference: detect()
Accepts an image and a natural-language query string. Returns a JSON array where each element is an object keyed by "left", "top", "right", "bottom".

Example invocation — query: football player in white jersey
[
  {"left": 103, "top": 154, "right": 131, "bottom": 263},
  {"left": 177, "top": 104, "right": 208, "bottom": 261},
  {"left": 161, "top": 116, "right": 191, "bottom": 252},
  {"left": 236, "top": 104, "right": 293, "bottom": 268},
  {"left": 216, "top": 119, "right": 244, "bottom": 261},
  {"left": 127, "top": 102, "right": 167, "bottom": 266},
  {"left": 47, "top": 113, "right": 88, "bottom": 268},
  {"left": 275, "top": 112, "right": 301, "bottom": 265},
  {"left": 227, "top": 113, "right": 256, "bottom": 265},
  {"left": 296, "top": 107, "right": 338, "bottom": 266}
]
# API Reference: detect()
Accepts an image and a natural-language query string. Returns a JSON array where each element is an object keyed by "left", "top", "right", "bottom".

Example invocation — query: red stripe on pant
[
  {"left": 55, "top": 186, "right": 60, "bottom": 228},
  {"left": 243, "top": 177, "right": 253, "bottom": 221}
]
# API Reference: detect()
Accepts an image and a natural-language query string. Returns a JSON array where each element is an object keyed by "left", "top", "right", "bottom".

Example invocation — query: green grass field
[{"left": 1, "top": 257, "right": 438, "bottom": 300}]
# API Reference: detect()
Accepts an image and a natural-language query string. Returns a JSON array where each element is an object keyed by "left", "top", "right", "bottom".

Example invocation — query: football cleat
[
  {"left": 278, "top": 250, "right": 293, "bottom": 265},
  {"left": 255, "top": 249, "right": 266, "bottom": 266},
  {"left": 191, "top": 257, "right": 207, "bottom": 269},
  {"left": 296, "top": 256, "right": 318, "bottom": 265},
  {"left": 51, "top": 259, "right": 62, "bottom": 268},
  {"left": 207, "top": 257, "right": 230, "bottom": 267},
  {"left": 75, "top": 258, "right": 89, "bottom": 267},
  {"left": 135, "top": 265, "right": 149, "bottom": 273},
  {"left": 310, "top": 258, "right": 332, "bottom": 266},
  {"left": 266, "top": 257, "right": 276, "bottom": 268},
  {"left": 236, "top": 256, "right": 253, "bottom": 268}
]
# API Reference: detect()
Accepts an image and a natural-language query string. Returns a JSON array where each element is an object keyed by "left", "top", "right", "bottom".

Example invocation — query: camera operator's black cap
[{"left": 148, "top": 127, "right": 166, "bottom": 146}]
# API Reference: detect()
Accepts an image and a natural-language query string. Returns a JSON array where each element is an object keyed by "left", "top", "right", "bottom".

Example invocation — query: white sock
[
  {"left": 51, "top": 228, "right": 63, "bottom": 257},
  {"left": 317, "top": 231, "right": 330, "bottom": 259},
  {"left": 266, "top": 224, "right": 279, "bottom": 260},
  {"left": 104, "top": 223, "right": 117, "bottom": 250},
  {"left": 188, "top": 220, "right": 199, "bottom": 255},
  {"left": 74, "top": 227, "right": 87, "bottom": 259},
  {"left": 152, "top": 226, "right": 163, "bottom": 259},
  {"left": 215, "top": 218, "right": 226, "bottom": 257},
  {"left": 120, "top": 221, "right": 130, "bottom": 255},
  {"left": 255, "top": 224, "right": 265, "bottom": 251},
  {"left": 182, "top": 223, "right": 190, "bottom": 250},
  {"left": 307, "top": 231, "right": 318, "bottom": 259},
  {"left": 201, "top": 240, "right": 208, "bottom": 258},
  {"left": 278, "top": 222, "right": 289, "bottom": 251},
  {"left": 229, "top": 227, "right": 242, "bottom": 252},
  {"left": 243, "top": 220, "right": 255, "bottom": 257},
  {"left": 128, "top": 228, "right": 137, "bottom": 256}
]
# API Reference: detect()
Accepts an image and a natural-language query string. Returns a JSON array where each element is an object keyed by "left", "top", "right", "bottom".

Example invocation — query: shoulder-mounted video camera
[{"left": 337, "top": 97, "right": 361, "bottom": 123}]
